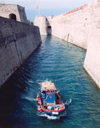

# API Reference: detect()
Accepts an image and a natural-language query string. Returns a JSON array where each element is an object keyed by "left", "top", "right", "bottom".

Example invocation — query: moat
[{"left": 0, "top": 36, "right": 100, "bottom": 128}]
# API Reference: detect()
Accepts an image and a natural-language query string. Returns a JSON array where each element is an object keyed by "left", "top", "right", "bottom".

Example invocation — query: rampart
[
  {"left": 0, "top": 4, "right": 27, "bottom": 23},
  {"left": 34, "top": 0, "right": 100, "bottom": 87},
  {"left": 51, "top": 3, "right": 91, "bottom": 49},
  {"left": 0, "top": 16, "right": 41, "bottom": 86},
  {"left": 34, "top": 16, "right": 48, "bottom": 35},
  {"left": 34, "top": 16, "right": 52, "bottom": 35},
  {"left": 51, "top": 0, "right": 100, "bottom": 87}
]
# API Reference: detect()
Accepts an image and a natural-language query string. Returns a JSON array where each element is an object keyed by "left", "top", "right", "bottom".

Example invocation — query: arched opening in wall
[
  {"left": 47, "top": 26, "right": 52, "bottom": 35},
  {"left": 9, "top": 13, "right": 16, "bottom": 20}
]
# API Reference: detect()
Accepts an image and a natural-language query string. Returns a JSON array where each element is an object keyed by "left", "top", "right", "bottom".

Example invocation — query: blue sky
[{"left": 0, "top": 0, "right": 92, "bottom": 21}]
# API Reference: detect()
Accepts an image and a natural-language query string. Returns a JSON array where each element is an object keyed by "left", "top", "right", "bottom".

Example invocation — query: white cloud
[{"left": 0, "top": 0, "right": 92, "bottom": 10}]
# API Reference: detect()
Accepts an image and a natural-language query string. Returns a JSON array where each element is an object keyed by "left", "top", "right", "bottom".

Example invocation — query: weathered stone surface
[
  {"left": 34, "top": 0, "right": 100, "bottom": 87},
  {"left": 51, "top": 0, "right": 100, "bottom": 87},
  {"left": 84, "top": 30, "right": 100, "bottom": 87},
  {"left": 51, "top": 5, "right": 90, "bottom": 49},
  {"left": 0, "top": 4, "right": 27, "bottom": 23},
  {"left": 34, "top": 16, "right": 48, "bottom": 35},
  {"left": 84, "top": 0, "right": 100, "bottom": 87},
  {"left": 0, "top": 16, "right": 41, "bottom": 86}
]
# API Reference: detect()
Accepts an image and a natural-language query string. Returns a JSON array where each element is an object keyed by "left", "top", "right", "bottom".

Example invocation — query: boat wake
[
  {"left": 65, "top": 98, "right": 72, "bottom": 106},
  {"left": 21, "top": 96, "right": 37, "bottom": 102},
  {"left": 36, "top": 99, "right": 72, "bottom": 120},
  {"left": 37, "top": 112, "right": 60, "bottom": 120}
]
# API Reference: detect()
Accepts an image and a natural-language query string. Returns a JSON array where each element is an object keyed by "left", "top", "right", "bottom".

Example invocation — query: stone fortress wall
[
  {"left": 34, "top": 0, "right": 100, "bottom": 87},
  {"left": 0, "top": 4, "right": 27, "bottom": 23},
  {"left": 34, "top": 16, "right": 48, "bottom": 35},
  {"left": 34, "top": 16, "right": 53, "bottom": 36},
  {"left": 51, "top": 4, "right": 90, "bottom": 49},
  {"left": 84, "top": 0, "right": 100, "bottom": 87},
  {"left": 0, "top": 4, "right": 41, "bottom": 86}
]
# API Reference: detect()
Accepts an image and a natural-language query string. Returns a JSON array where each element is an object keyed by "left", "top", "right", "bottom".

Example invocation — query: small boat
[{"left": 36, "top": 81, "right": 66, "bottom": 117}]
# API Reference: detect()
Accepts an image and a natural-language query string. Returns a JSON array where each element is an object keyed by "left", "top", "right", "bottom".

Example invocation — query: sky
[{"left": 0, "top": 0, "right": 92, "bottom": 21}]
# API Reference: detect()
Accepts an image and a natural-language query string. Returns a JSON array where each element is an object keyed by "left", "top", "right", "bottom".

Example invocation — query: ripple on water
[{"left": 0, "top": 36, "right": 100, "bottom": 128}]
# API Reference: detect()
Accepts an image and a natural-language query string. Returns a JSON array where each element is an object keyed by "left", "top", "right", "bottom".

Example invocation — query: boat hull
[
  {"left": 37, "top": 81, "right": 67, "bottom": 119},
  {"left": 43, "top": 109, "right": 66, "bottom": 117}
]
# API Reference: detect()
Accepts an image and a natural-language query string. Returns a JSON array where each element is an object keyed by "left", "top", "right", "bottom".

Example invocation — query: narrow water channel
[{"left": 0, "top": 36, "right": 100, "bottom": 128}]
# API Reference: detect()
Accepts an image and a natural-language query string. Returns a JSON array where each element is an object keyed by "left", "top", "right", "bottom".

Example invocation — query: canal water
[{"left": 0, "top": 36, "right": 100, "bottom": 128}]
